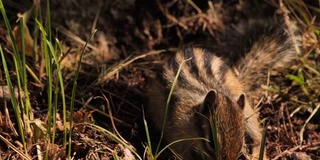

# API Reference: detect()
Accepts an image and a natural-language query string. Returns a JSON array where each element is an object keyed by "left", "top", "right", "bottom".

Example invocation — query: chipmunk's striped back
[
  {"left": 147, "top": 19, "right": 300, "bottom": 160},
  {"left": 148, "top": 47, "right": 248, "bottom": 160},
  {"left": 163, "top": 47, "right": 245, "bottom": 103}
]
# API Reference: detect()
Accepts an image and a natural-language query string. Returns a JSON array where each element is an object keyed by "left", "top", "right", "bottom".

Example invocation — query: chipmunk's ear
[
  {"left": 198, "top": 90, "right": 217, "bottom": 114},
  {"left": 204, "top": 90, "right": 217, "bottom": 105},
  {"left": 237, "top": 94, "right": 245, "bottom": 110}
]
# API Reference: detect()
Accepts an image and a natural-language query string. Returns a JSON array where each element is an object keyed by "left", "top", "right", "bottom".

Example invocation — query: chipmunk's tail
[{"left": 215, "top": 19, "right": 302, "bottom": 99}]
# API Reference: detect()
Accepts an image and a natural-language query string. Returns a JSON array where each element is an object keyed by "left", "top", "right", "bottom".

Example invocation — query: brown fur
[
  {"left": 148, "top": 48, "right": 247, "bottom": 160},
  {"left": 147, "top": 19, "right": 301, "bottom": 160}
]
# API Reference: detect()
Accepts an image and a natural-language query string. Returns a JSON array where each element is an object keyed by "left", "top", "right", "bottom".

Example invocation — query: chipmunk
[{"left": 147, "top": 19, "right": 301, "bottom": 160}]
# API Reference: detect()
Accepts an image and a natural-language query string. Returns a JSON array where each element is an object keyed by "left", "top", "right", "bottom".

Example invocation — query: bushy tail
[
  {"left": 214, "top": 19, "right": 301, "bottom": 99},
  {"left": 238, "top": 19, "right": 301, "bottom": 98}
]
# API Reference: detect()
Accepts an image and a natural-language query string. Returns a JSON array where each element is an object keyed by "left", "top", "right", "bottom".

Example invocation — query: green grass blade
[
  {"left": 156, "top": 57, "right": 191, "bottom": 154},
  {"left": 143, "top": 111, "right": 153, "bottom": 159},
  {"left": 67, "top": 29, "right": 97, "bottom": 158},
  {"left": 0, "top": 46, "right": 28, "bottom": 156},
  {"left": 210, "top": 114, "right": 220, "bottom": 160},
  {"left": 19, "top": 16, "right": 33, "bottom": 134},
  {"left": 0, "top": 1, "right": 19, "bottom": 55},
  {"left": 156, "top": 137, "right": 207, "bottom": 158},
  {"left": 36, "top": 18, "right": 55, "bottom": 159},
  {"left": 0, "top": 1, "right": 28, "bottom": 155},
  {"left": 259, "top": 123, "right": 267, "bottom": 160},
  {"left": 46, "top": 39, "right": 68, "bottom": 147},
  {"left": 45, "top": 0, "right": 52, "bottom": 42},
  {"left": 85, "top": 123, "right": 142, "bottom": 160},
  {"left": 37, "top": 17, "right": 68, "bottom": 150}
]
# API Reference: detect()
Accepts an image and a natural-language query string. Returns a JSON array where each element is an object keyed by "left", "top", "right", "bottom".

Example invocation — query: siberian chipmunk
[{"left": 147, "top": 19, "right": 301, "bottom": 160}]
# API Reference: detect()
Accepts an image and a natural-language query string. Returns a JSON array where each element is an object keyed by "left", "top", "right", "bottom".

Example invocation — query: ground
[{"left": 0, "top": 0, "right": 319, "bottom": 160}]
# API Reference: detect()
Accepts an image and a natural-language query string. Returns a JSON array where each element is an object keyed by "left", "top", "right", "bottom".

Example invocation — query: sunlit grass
[
  {"left": 0, "top": 0, "right": 93, "bottom": 159},
  {"left": 0, "top": 0, "right": 30, "bottom": 157}
]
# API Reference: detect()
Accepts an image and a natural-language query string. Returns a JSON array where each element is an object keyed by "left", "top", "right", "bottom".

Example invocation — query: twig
[
  {"left": 0, "top": 135, "right": 31, "bottom": 160},
  {"left": 54, "top": 24, "right": 98, "bottom": 51},
  {"left": 65, "top": 95, "right": 132, "bottom": 128},
  {"left": 299, "top": 103, "right": 320, "bottom": 145},
  {"left": 272, "top": 141, "right": 320, "bottom": 160},
  {"left": 100, "top": 93, "right": 128, "bottom": 144},
  {"left": 97, "top": 48, "right": 176, "bottom": 84},
  {"left": 279, "top": 104, "right": 289, "bottom": 140},
  {"left": 186, "top": 0, "right": 202, "bottom": 14},
  {"left": 156, "top": 1, "right": 188, "bottom": 30},
  {"left": 285, "top": 105, "right": 298, "bottom": 146}
]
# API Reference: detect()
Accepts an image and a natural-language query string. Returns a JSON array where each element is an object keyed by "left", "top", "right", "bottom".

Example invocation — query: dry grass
[{"left": 0, "top": 0, "right": 319, "bottom": 159}]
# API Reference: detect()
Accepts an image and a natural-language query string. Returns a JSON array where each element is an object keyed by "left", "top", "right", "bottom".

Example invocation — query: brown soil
[{"left": 0, "top": 0, "right": 319, "bottom": 159}]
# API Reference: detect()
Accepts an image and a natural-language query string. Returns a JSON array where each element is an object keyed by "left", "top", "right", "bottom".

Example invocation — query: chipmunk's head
[{"left": 192, "top": 90, "right": 245, "bottom": 160}]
